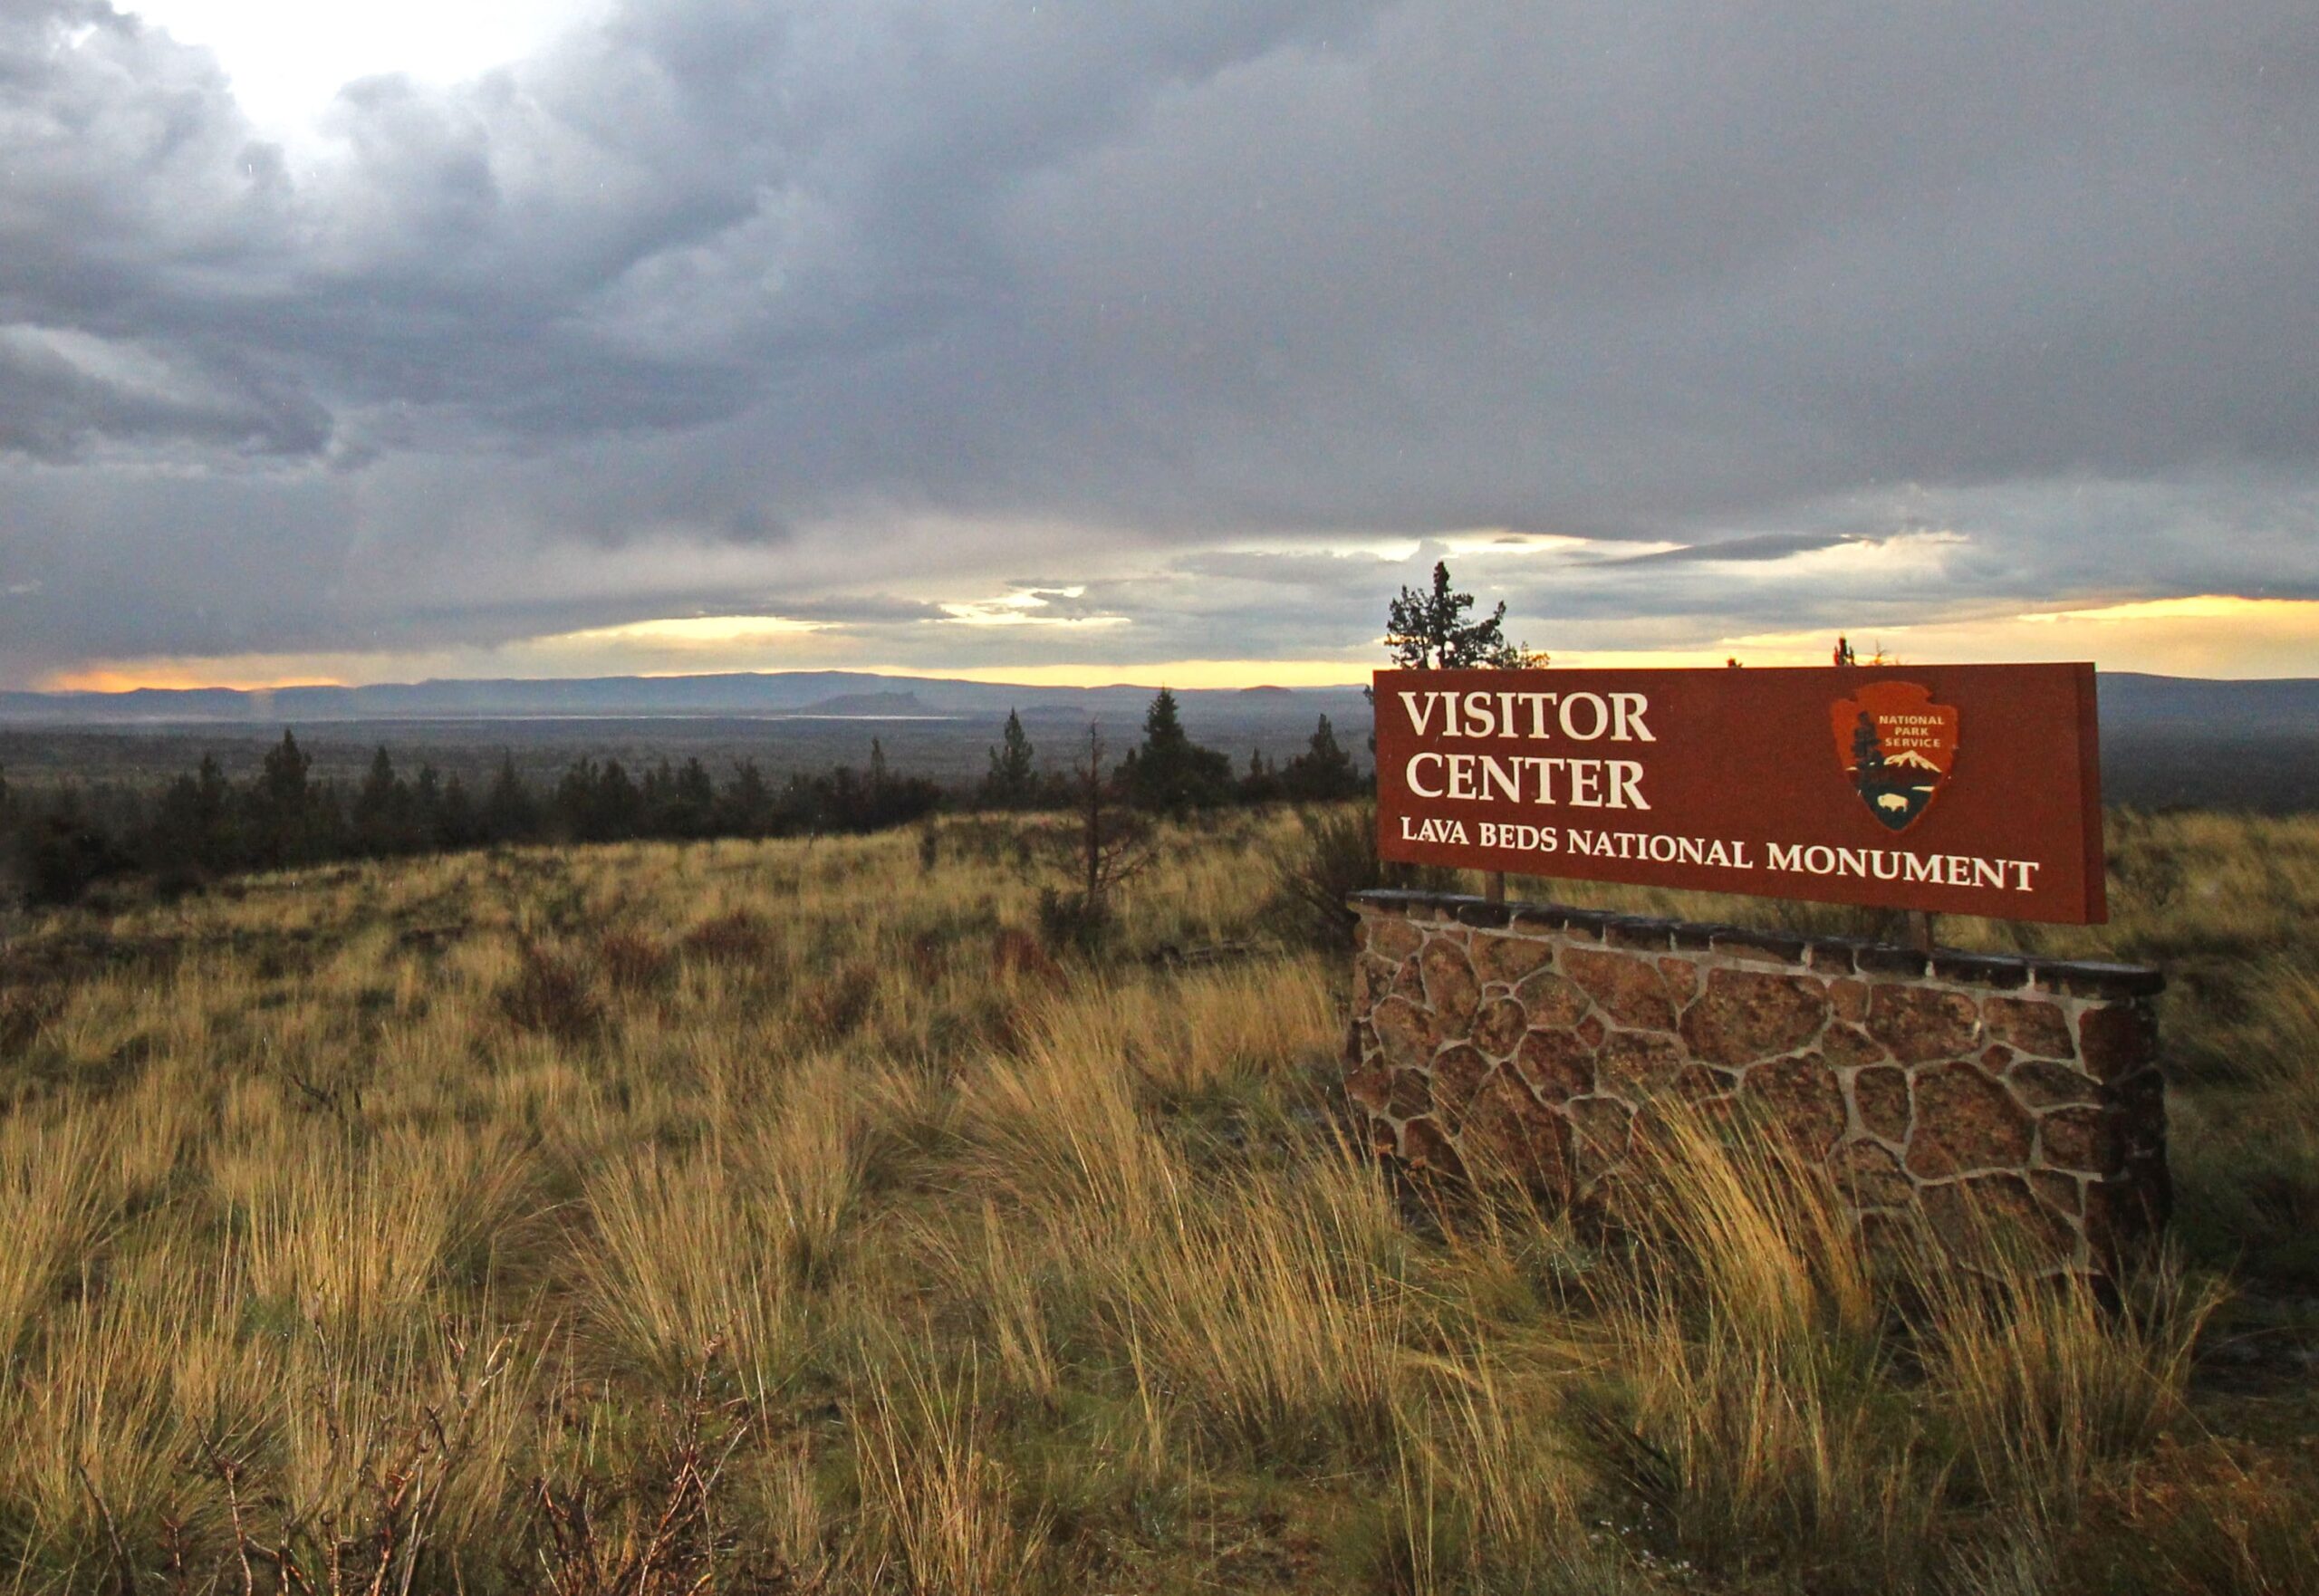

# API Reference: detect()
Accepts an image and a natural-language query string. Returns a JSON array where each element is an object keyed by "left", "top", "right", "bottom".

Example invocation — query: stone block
[
  {"left": 2006, "top": 1059, "right": 2100, "bottom": 1109},
  {"left": 1398, "top": 1116, "right": 1466, "bottom": 1178},
  {"left": 2078, "top": 1004, "right": 2158, "bottom": 1080},
  {"left": 1983, "top": 995, "right": 2074, "bottom": 1058},
  {"left": 1805, "top": 938, "right": 1861, "bottom": 974},
  {"left": 1568, "top": 1094, "right": 1635, "bottom": 1180},
  {"left": 1710, "top": 928, "right": 1810, "bottom": 965},
  {"left": 1822, "top": 1022, "right": 1891, "bottom": 1068},
  {"left": 1605, "top": 916, "right": 1676, "bottom": 950},
  {"left": 1854, "top": 944, "right": 1929, "bottom": 976},
  {"left": 1741, "top": 1054, "right": 1848, "bottom": 1154},
  {"left": 1560, "top": 909, "right": 1614, "bottom": 941},
  {"left": 1906, "top": 1062, "right": 2035, "bottom": 1178},
  {"left": 2029, "top": 1168, "right": 2083, "bottom": 1218},
  {"left": 1372, "top": 997, "right": 1434, "bottom": 1072},
  {"left": 1345, "top": 1064, "right": 1394, "bottom": 1113},
  {"left": 1475, "top": 934, "right": 1553, "bottom": 985},
  {"left": 1600, "top": 1031, "right": 1687, "bottom": 1098},
  {"left": 1462, "top": 1069, "right": 1573, "bottom": 1193},
  {"left": 1364, "top": 914, "right": 1424, "bottom": 962},
  {"left": 1921, "top": 1172, "right": 2078, "bottom": 1268},
  {"left": 1673, "top": 1062, "right": 1738, "bottom": 1102},
  {"left": 1852, "top": 1064, "right": 1911, "bottom": 1141},
  {"left": 1680, "top": 967, "right": 1831, "bottom": 1065},
  {"left": 2036, "top": 1105, "right": 2107, "bottom": 1174},
  {"left": 1564, "top": 947, "right": 1679, "bottom": 1032},
  {"left": 1512, "top": 967, "right": 1590, "bottom": 1027},
  {"left": 1419, "top": 937, "right": 1482, "bottom": 1028},
  {"left": 1430, "top": 1043, "right": 1490, "bottom": 1125},
  {"left": 1931, "top": 951, "right": 2031, "bottom": 988},
  {"left": 1868, "top": 984, "right": 1981, "bottom": 1063},
  {"left": 1834, "top": 1139, "right": 1914, "bottom": 1208},
  {"left": 1514, "top": 1027, "right": 1594, "bottom": 1101},
  {"left": 1474, "top": 996, "right": 1528, "bottom": 1058},
  {"left": 1388, "top": 1069, "right": 1432, "bottom": 1120}
]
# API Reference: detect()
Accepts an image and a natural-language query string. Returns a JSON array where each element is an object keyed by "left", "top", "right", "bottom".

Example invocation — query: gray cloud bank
[{"left": 1, "top": 0, "right": 2315, "bottom": 680}]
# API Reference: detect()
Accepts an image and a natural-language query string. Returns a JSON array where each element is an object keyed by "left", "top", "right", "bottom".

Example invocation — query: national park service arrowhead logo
[{"left": 1830, "top": 680, "right": 1958, "bottom": 832}]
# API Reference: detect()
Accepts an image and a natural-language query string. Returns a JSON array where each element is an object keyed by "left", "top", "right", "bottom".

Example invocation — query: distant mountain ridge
[
  {"left": 790, "top": 690, "right": 945, "bottom": 717},
  {"left": 0, "top": 668, "right": 2312, "bottom": 737},
  {"left": 0, "top": 669, "right": 1375, "bottom": 726}
]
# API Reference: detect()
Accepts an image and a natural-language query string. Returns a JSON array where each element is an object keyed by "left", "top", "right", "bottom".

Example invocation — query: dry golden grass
[{"left": 0, "top": 805, "right": 2311, "bottom": 1593}]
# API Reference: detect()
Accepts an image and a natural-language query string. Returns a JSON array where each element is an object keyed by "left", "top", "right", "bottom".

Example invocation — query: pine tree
[
  {"left": 185, "top": 754, "right": 233, "bottom": 870},
  {"left": 1383, "top": 562, "right": 1544, "bottom": 669},
  {"left": 1239, "top": 747, "right": 1282, "bottom": 805},
  {"left": 673, "top": 757, "right": 717, "bottom": 838},
  {"left": 595, "top": 760, "right": 642, "bottom": 840},
  {"left": 482, "top": 753, "right": 537, "bottom": 842},
  {"left": 437, "top": 772, "right": 476, "bottom": 849},
  {"left": 353, "top": 745, "right": 412, "bottom": 856},
  {"left": 983, "top": 708, "right": 1038, "bottom": 808},
  {"left": 719, "top": 759, "right": 773, "bottom": 836},
  {"left": 245, "top": 730, "right": 316, "bottom": 867},
  {"left": 1284, "top": 714, "right": 1362, "bottom": 802},
  {"left": 1121, "top": 689, "right": 1234, "bottom": 814}
]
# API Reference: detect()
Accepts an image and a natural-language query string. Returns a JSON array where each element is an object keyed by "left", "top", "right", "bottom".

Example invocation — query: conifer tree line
[{"left": 0, "top": 695, "right": 1366, "bottom": 906}]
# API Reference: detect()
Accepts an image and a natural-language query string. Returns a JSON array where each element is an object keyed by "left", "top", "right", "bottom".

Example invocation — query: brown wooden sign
[{"left": 1374, "top": 664, "right": 2105, "bottom": 923}]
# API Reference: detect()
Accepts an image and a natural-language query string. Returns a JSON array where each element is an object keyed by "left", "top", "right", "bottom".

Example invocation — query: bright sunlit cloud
[
  {"left": 124, "top": 0, "right": 600, "bottom": 133},
  {"left": 1556, "top": 596, "right": 2319, "bottom": 677},
  {"left": 538, "top": 614, "right": 830, "bottom": 650},
  {"left": 938, "top": 588, "right": 1129, "bottom": 629},
  {"left": 41, "top": 594, "right": 2319, "bottom": 697}
]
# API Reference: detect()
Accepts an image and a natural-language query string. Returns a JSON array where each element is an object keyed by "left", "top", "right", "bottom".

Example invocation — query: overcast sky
[{"left": 2, "top": 0, "right": 2315, "bottom": 689}]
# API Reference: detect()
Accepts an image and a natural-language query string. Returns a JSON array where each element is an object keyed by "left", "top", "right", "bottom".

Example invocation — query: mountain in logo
[{"left": 1828, "top": 680, "right": 1960, "bottom": 832}]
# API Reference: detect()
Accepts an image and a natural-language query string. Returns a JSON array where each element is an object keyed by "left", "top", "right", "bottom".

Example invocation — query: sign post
[{"left": 1373, "top": 663, "right": 2105, "bottom": 926}]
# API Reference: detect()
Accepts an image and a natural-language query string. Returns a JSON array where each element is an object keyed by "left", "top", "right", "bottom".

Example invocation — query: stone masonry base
[{"left": 1345, "top": 890, "right": 2169, "bottom": 1276}]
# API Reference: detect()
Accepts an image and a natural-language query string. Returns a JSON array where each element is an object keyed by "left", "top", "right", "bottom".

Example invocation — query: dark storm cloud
[
  {"left": 0, "top": 326, "right": 331, "bottom": 459},
  {"left": 1, "top": 0, "right": 2315, "bottom": 680}
]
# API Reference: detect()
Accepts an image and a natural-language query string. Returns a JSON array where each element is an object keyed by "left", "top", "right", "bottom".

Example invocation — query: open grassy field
[{"left": 1, "top": 807, "right": 2314, "bottom": 1593}]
